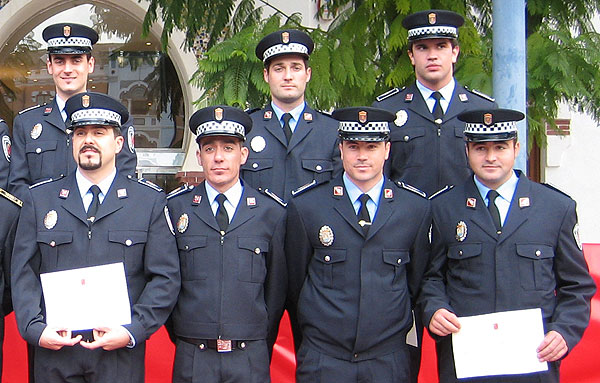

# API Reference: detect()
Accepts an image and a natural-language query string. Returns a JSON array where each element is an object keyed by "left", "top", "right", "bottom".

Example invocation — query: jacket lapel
[
  {"left": 287, "top": 105, "right": 314, "bottom": 152},
  {"left": 464, "top": 179, "right": 500, "bottom": 240},
  {"left": 497, "top": 172, "right": 530, "bottom": 244},
  {"left": 93, "top": 176, "right": 126, "bottom": 222},
  {"left": 60, "top": 174, "right": 89, "bottom": 226},
  {"left": 192, "top": 182, "right": 221, "bottom": 232},
  {"left": 226, "top": 187, "right": 256, "bottom": 233},
  {"left": 404, "top": 83, "right": 434, "bottom": 122},
  {"left": 262, "top": 106, "right": 288, "bottom": 147},
  {"left": 331, "top": 178, "right": 364, "bottom": 237},
  {"left": 44, "top": 99, "right": 67, "bottom": 132},
  {"left": 443, "top": 83, "right": 469, "bottom": 122},
  {"left": 365, "top": 179, "right": 395, "bottom": 241}
]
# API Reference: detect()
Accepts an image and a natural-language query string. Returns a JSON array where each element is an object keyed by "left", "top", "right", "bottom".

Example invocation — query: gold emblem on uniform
[
  {"left": 250, "top": 136, "right": 266, "bottom": 152},
  {"left": 264, "top": 111, "right": 272, "bottom": 120},
  {"left": 519, "top": 197, "right": 530, "bottom": 208},
  {"left": 282, "top": 31, "right": 290, "bottom": 44},
  {"left": 395, "top": 110, "right": 408, "bottom": 127},
  {"left": 484, "top": 113, "right": 493, "bottom": 126},
  {"left": 319, "top": 225, "right": 334, "bottom": 247},
  {"left": 177, "top": 213, "right": 189, "bottom": 233},
  {"left": 215, "top": 107, "right": 223, "bottom": 121},
  {"left": 459, "top": 93, "right": 468, "bottom": 102},
  {"left": 359, "top": 110, "right": 368, "bottom": 124},
  {"left": 466, "top": 197, "right": 476, "bottom": 208},
  {"left": 333, "top": 186, "right": 344, "bottom": 196},
  {"left": 64, "top": 25, "right": 71, "bottom": 37},
  {"left": 44, "top": 210, "right": 58, "bottom": 230},
  {"left": 303, "top": 112, "right": 313, "bottom": 122},
  {"left": 31, "top": 123, "right": 43, "bottom": 139},
  {"left": 82, "top": 95, "right": 90, "bottom": 108},
  {"left": 456, "top": 221, "right": 467, "bottom": 242},
  {"left": 428, "top": 12, "right": 437, "bottom": 24},
  {"left": 384, "top": 188, "right": 393, "bottom": 198}
]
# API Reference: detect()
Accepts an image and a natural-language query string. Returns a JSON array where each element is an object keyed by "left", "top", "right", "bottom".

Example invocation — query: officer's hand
[
  {"left": 78, "top": 326, "right": 131, "bottom": 351},
  {"left": 429, "top": 308, "right": 461, "bottom": 336},
  {"left": 39, "top": 327, "right": 82, "bottom": 350},
  {"left": 537, "top": 330, "right": 568, "bottom": 362}
]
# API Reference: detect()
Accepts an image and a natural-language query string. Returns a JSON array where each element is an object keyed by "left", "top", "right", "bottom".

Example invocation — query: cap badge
[
  {"left": 63, "top": 25, "right": 71, "bottom": 37},
  {"left": 519, "top": 197, "right": 530, "bottom": 208},
  {"left": 405, "top": 93, "right": 414, "bottom": 102},
  {"left": 428, "top": 13, "right": 437, "bottom": 25},
  {"left": 456, "top": 221, "right": 467, "bottom": 242},
  {"left": 459, "top": 93, "right": 468, "bottom": 102},
  {"left": 264, "top": 111, "right": 272, "bottom": 120},
  {"left": 358, "top": 110, "right": 368, "bottom": 124},
  {"left": 82, "top": 95, "right": 90, "bottom": 108},
  {"left": 333, "top": 186, "right": 344, "bottom": 196},
  {"left": 31, "top": 123, "right": 43, "bottom": 139},
  {"left": 319, "top": 225, "right": 334, "bottom": 247},
  {"left": 177, "top": 213, "right": 189, "bottom": 233},
  {"left": 304, "top": 112, "right": 313, "bottom": 122},
  {"left": 282, "top": 31, "right": 290, "bottom": 44},
  {"left": 192, "top": 195, "right": 202, "bottom": 204},
  {"left": 117, "top": 189, "right": 128, "bottom": 198},
  {"left": 250, "top": 136, "right": 266, "bottom": 153},
  {"left": 384, "top": 188, "right": 393, "bottom": 199},
  {"left": 59, "top": 189, "right": 69, "bottom": 199},
  {"left": 247, "top": 197, "right": 256, "bottom": 206},
  {"left": 466, "top": 197, "right": 477, "bottom": 208},
  {"left": 215, "top": 107, "right": 223, "bottom": 121},
  {"left": 484, "top": 113, "right": 493, "bottom": 126},
  {"left": 395, "top": 110, "right": 408, "bottom": 127},
  {"left": 44, "top": 210, "right": 58, "bottom": 230}
]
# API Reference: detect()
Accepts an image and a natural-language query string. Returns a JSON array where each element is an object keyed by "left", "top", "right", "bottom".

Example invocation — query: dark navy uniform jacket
[
  {"left": 286, "top": 176, "right": 431, "bottom": 361},
  {"left": 11, "top": 172, "right": 180, "bottom": 350},
  {"left": 242, "top": 104, "right": 341, "bottom": 203},
  {"left": 0, "top": 121, "right": 10, "bottom": 190},
  {"left": 167, "top": 182, "right": 287, "bottom": 349},
  {"left": 419, "top": 172, "right": 596, "bottom": 383},
  {"left": 8, "top": 99, "right": 137, "bottom": 200},
  {"left": 373, "top": 82, "right": 497, "bottom": 196}
]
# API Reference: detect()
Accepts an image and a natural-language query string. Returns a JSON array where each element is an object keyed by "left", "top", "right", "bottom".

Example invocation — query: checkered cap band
[
  {"left": 71, "top": 109, "right": 122, "bottom": 125},
  {"left": 196, "top": 121, "right": 246, "bottom": 137},
  {"left": 408, "top": 26, "right": 458, "bottom": 39},
  {"left": 47, "top": 37, "right": 93, "bottom": 48},
  {"left": 465, "top": 121, "right": 517, "bottom": 134},
  {"left": 339, "top": 121, "right": 390, "bottom": 133},
  {"left": 263, "top": 43, "right": 309, "bottom": 61}
]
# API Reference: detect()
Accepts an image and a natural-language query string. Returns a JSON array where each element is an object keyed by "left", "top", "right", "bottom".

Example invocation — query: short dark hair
[
  {"left": 408, "top": 38, "right": 458, "bottom": 52},
  {"left": 264, "top": 55, "right": 309, "bottom": 71},
  {"left": 48, "top": 52, "right": 93, "bottom": 61}
]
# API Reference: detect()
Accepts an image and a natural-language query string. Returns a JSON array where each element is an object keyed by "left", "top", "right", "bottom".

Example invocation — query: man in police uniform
[
  {"left": 243, "top": 29, "right": 341, "bottom": 205},
  {"left": 0, "top": 120, "right": 11, "bottom": 189},
  {"left": 11, "top": 92, "right": 180, "bottom": 383},
  {"left": 373, "top": 9, "right": 497, "bottom": 196},
  {"left": 9, "top": 23, "right": 137, "bottom": 200},
  {"left": 419, "top": 109, "right": 596, "bottom": 383},
  {"left": 286, "top": 107, "right": 431, "bottom": 382},
  {"left": 167, "top": 106, "right": 286, "bottom": 383}
]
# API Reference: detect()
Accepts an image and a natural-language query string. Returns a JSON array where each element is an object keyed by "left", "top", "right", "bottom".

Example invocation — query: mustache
[{"left": 79, "top": 145, "right": 99, "bottom": 154}]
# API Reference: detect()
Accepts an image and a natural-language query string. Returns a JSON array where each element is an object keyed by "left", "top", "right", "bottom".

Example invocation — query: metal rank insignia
[
  {"left": 59, "top": 189, "right": 69, "bottom": 199},
  {"left": 117, "top": 189, "right": 128, "bottom": 198},
  {"left": 264, "top": 111, "right": 272, "bottom": 120},
  {"left": 31, "top": 123, "right": 43, "bottom": 139},
  {"left": 395, "top": 110, "right": 408, "bottom": 127},
  {"left": 303, "top": 112, "right": 313, "bottom": 122},
  {"left": 456, "top": 221, "right": 467, "bottom": 242},
  {"left": 319, "top": 225, "right": 334, "bottom": 247},
  {"left": 192, "top": 195, "right": 202, "bottom": 205},
  {"left": 250, "top": 136, "right": 266, "bottom": 153},
  {"left": 177, "top": 213, "right": 189, "bottom": 233},
  {"left": 466, "top": 197, "right": 476, "bottom": 208},
  {"left": 44, "top": 210, "right": 58, "bottom": 230},
  {"left": 246, "top": 197, "right": 256, "bottom": 206},
  {"left": 519, "top": 197, "right": 530, "bottom": 208},
  {"left": 384, "top": 188, "right": 393, "bottom": 199},
  {"left": 405, "top": 93, "right": 413, "bottom": 102},
  {"left": 459, "top": 93, "right": 468, "bottom": 102},
  {"left": 333, "top": 186, "right": 344, "bottom": 196}
]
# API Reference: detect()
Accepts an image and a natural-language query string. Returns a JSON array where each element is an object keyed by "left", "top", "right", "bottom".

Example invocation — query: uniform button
[
  {"left": 315, "top": 165, "right": 323, "bottom": 171},
  {"left": 403, "top": 136, "right": 409, "bottom": 142},
  {"left": 458, "top": 250, "right": 463, "bottom": 256},
  {"left": 239, "top": 342, "right": 246, "bottom": 349},
  {"left": 36, "top": 148, "right": 42, "bottom": 154},
  {"left": 254, "top": 247, "right": 261, "bottom": 254},
  {"left": 324, "top": 255, "right": 331, "bottom": 262},
  {"left": 184, "top": 245, "right": 189, "bottom": 250},
  {"left": 397, "top": 258, "right": 402, "bottom": 264},
  {"left": 535, "top": 250, "right": 541, "bottom": 257},
  {"left": 252, "top": 163, "right": 258, "bottom": 169},
  {"left": 125, "top": 239, "right": 132, "bottom": 246},
  {"left": 50, "top": 241, "right": 56, "bottom": 247},
  {"left": 354, "top": 353, "right": 359, "bottom": 359},
  {"left": 199, "top": 343, "right": 205, "bottom": 350}
]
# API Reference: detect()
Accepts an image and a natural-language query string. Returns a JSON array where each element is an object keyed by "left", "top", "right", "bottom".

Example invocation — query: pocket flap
[
  {"left": 242, "top": 159, "right": 273, "bottom": 172},
  {"left": 177, "top": 235, "right": 207, "bottom": 251},
  {"left": 37, "top": 231, "right": 72, "bottom": 246},
  {"left": 109, "top": 230, "right": 148, "bottom": 246},
  {"left": 314, "top": 248, "right": 346, "bottom": 264},
  {"left": 391, "top": 127, "right": 425, "bottom": 142},
  {"left": 447, "top": 243, "right": 482, "bottom": 260},
  {"left": 301, "top": 159, "right": 333, "bottom": 173},
  {"left": 516, "top": 244, "right": 554, "bottom": 260},
  {"left": 26, "top": 140, "right": 57, "bottom": 154},
  {"left": 383, "top": 250, "right": 410, "bottom": 266},
  {"left": 238, "top": 237, "right": 270, "bottom": 254}
]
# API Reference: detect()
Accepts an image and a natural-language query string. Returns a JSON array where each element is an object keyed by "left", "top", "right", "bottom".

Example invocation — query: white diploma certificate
[
  {"left": 452, "top": 308, "right": 548, "bottom": 379},
  {"left": 41, "top": 262, "right": 131, "bottom": 331}
]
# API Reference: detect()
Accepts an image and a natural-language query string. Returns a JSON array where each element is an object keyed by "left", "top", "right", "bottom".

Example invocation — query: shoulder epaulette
[
  {"left": 167, "top": 184, "right": 193, "bottom": 200},
  {"left": 29, "top": 176, "right": 61, "bottom": 189},
  {"left": 291, "top": 179, "right": 318, "bottom": 197},
  {"left": 376, "top": 87, "right": 404, "bottom": 102},
  {"left": 127, "top": 175, "right": 163, "bottom": 192},
  {"left": 396, "top": 181, "right": 426, "bottom": 198},
  {"left": 542, "top": 183, "right": 573, "bottom": 199},
  {"left": 464, "top": 86, "right": 495, "bottom": 103},
  {"left": 18, "top": 104, "right": 42, "bottom": 115},
  {"left": 262, "top": 188, "right": 287, "bottom": 207},
  {"left": 0, "top": 188, "right": 23, "bottom": 207},
  {"left": 428, "top": 185, "right": 454, "bottom": 200},
  {"left": 246, "top": 107, "right": 260, "bottom": 115}
]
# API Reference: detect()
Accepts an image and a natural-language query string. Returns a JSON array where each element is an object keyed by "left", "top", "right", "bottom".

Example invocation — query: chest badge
[
  {"left": 31, "top": 123, "right": 43, "bottom": 139},
  {"left": 319, "top": 225, "right": 334, "bottom": 247},
  {"left": 250, "top": 136, "right": 266, "bottom": 153},
  {"left": 395, "top": 110, "right": 408, "bottom": 127},
  {"left": 456, "top": 221, "right": 467, "bottom": 242},
  {"left": 44, "top": 210, "right": 58, "bottom": 230},
  {"left": 177, "top": 213, "right": 189, "bottom": 233},
  {"left": 466, "top": 197, "right": 477, "bottom": 208}
]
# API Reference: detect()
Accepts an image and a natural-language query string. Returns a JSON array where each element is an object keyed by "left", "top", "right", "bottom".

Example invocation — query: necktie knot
[
  {"left": 216, "top": 193, "right": 229, "bottom": 234},
  {"left": 282, "top": 113, "right": 293, "bottom": 144},
  {"left": 431, "top": 91, "right": 442, "bottom": 101},
  {"left": 431, "top": 91, "right": 444, "bottom": 122},
  {"left": 357, "top": 193, "right": 371, "bottom": 235}
]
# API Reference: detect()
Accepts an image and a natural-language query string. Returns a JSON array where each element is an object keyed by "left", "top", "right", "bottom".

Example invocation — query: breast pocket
[
  {"left": 390, "top": 127, "right": 425, "bottom": 169},
  {"left": 450, "top": 126, "right": 468, "bottom": 167},
  {"left": 301, "top": 159, "right": 334, "bottom": 185},
  {"left": 241, "top": 159, "right": 273, "bottom": 190},
  {"left": 176, "top": 236, "right": 208, "bottom": 280},
  {"left": 108, "top": 230, "right": 148, "bottom": 275},
  {"left": 237, "top": 237, "right": 270, "bottom": 283},
  {"left": 26, "top": 140, "right": 58, "bottom": 181},
  {"left": 37, "top": 231, "right": 73, "bottom": 272},
  {"left": 516, "top": 244, "right": 555, "bottom": 291},
  {"left": 446, "top": 243, "right": 482, "bottom": 288},
  {"left": 310, "top": 248, "right": 347, "bottom": 289},
  {"left": 382, "top": 250, "right": 410, "bottom": 291}
]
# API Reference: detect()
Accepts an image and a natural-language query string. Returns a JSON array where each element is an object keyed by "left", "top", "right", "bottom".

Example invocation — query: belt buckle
[{"left": 217, "top": 339, "right": 232, "bottom": 353}]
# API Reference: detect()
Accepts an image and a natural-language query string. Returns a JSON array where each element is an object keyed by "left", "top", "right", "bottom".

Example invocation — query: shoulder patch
[
  {"left": 245, "top": 107, "right": 261, "bottom": 115},
  {"left": 375, "top": 87, "right": 404, "bottom": 102},
  {"left": 129, "top": 175, "right": 163, "bottom": 192},
  {"left": 262, "top": 188, "right": 287, "bottom": 207},
  {"left": 429, "top": 185, "right": 454, "bottom": 200},
  {"left": 542, "top": 183, "right": 573, "bottom": 199},
  {"left": 465, "top": 86, "right": 495, "bottom": 102},
  {"left": 0, "top": 188, "right": 23, "bottom": 207},
  {"left": 167, "top": 184, "right": 193, "bottom": 200},
  {"left": 29, "top": 176, "right": 60, "bottom": 189},
  {"left": 18, "top": 104, "right": 42, "bottom": 115},
  {"left": 396, "top": 181, "right": 426, "bottom": 198},
  {"left": 291, "top": 180, "right": 318, "bottom": 197}
]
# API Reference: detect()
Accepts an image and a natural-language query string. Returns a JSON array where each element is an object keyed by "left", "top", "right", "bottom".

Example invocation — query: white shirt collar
[
  {"left": 342, "top": 172, "right": 384, "bottom": 207},
  {"left": 271, "top": 101, "right": 305, "bottom": 128},
  {"left": 416, "top": 78, "right": 455, "bottom": 113},
  {"left": 204, "top": 179, "right": 243, "bottom": 209},
  {"left": 474, "top": 170, "right": 519, "bottom": 203},
  {"left": 76, "top": 167, "right": 117, "bottom": 203}
]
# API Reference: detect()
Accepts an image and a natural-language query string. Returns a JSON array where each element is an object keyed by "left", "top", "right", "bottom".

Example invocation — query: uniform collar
[
  {"left": 342, "top": 172, "right": 384, "bottom": 207},
  {"left": 271, "top": 101, "right": 306, "bottom": 124},
  {"left": 204, "top": 179, "right": 243, "bottom": 209},
  {"left": 474, "top": 170, "right": 519, "bottom": 203},
  {"left": 416, "top": 78, "right": 455, "bottom": 103},
  {"left": 76, "top": 167, "right": 117, "bottom": 200}
]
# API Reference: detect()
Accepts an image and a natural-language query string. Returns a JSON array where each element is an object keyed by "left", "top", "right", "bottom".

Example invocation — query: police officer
[
  {"left": 0, "top": 120, "right": 11, "bottom": 189},
  {"left": 9, "top": 23, "right": 137, "bottom": 200},
  {"left": 167, "top": 106, "right": 286, "bottom": 383},
  {"left": 286, "top": 107, "right": 431, "bottom": 382},
  {"left": 373, "top": 9, "right": 497, "bottom": 196},
  {"left": 11, "top": 92, "right": 180, "bottom": 383},
  {"left": 419, "top": 109, "right": 596, "bottom": 383},
  {"left": 243, "top": 29, "right": 341, "bottom": 205}
]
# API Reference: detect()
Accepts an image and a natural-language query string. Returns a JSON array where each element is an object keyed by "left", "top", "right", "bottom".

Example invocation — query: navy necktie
[
  {"left": 282, "top": 113, "right": 293, "bottom": 144},
  {"left": 486, "top": 189, "right": 502, "bottom": 233},
  {"left": 216, "top": 193, "right": 229, "bottom": 234},
  {"left": 87, "top": 185, "right": 101, "bottom": 222},
  {"left": 357, "top": 194, "right": 371, "bottom": 235},
  {"left": 432, "top": 91, "right": 444, "bottom": 123}
]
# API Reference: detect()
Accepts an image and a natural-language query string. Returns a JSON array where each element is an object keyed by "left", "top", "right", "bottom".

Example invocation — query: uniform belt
[
  {"left": 72, "top": 329, "right": 95, "bottom": 343},
  {"left": 179, "top": 336, "right": 248, "bottom": 352}
]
